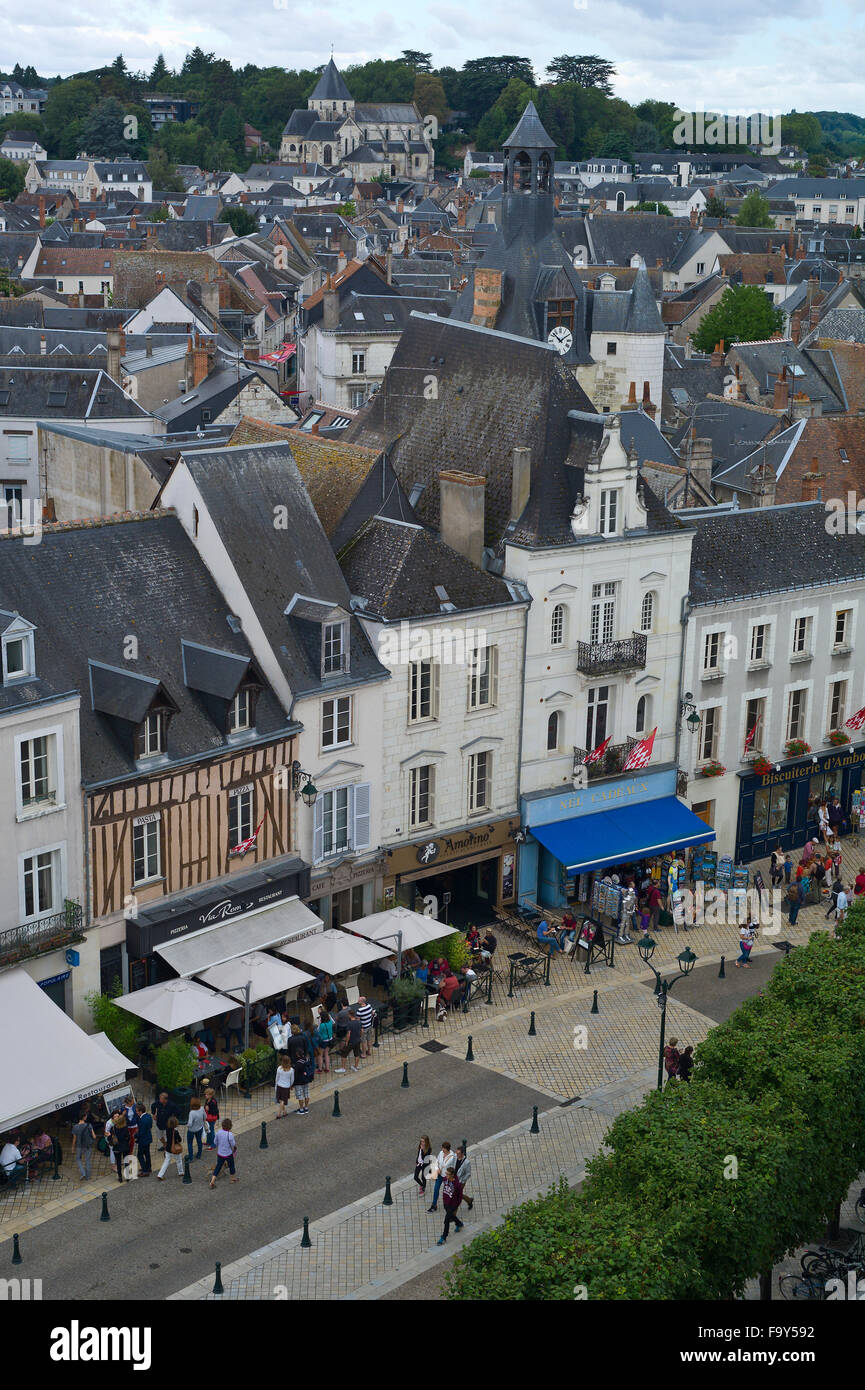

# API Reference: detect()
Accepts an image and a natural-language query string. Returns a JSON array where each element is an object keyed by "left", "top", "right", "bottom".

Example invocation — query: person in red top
[
  {"left": 440, "top": 972, "right": 461, "bottom": 1009},
  {"left": 854, "top": 869, "right": 865, "bottom": 896},
  {"left": 436, "top": 1169, "right": 464, "bottom": 1244},
  {"left": 646, "top": 881, "right": 662, "bottom": 932}
]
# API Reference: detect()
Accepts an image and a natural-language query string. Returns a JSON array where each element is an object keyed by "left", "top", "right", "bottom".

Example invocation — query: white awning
[
  {"left": 197, "top": 951, "right": 313, "bottom": 1004},
  {"left": 115, "top": 978, "right": 239, "bottom": 1031},
  {"left": 90, "top": 1031, "right": 136, "bottom": 1072},
  {"left": 275, "top": 928, "right": 392, "bottom": 975},
  {"left": 344, "top": 906, "right": 458, "bottom": 951},
  {"left": 0, "top": 969, "right": 136, "bottom": 1132},
  {"left": 154, "top": 896, "right": 324, "bottom": 978}
]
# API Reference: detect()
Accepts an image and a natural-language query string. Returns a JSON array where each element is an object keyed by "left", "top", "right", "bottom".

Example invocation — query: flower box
[
  {"left": 784, "top": 740, "right": 811, "bottom": 758},
  {"left": 826, "top": 729, "right": 851, "bottom": 747},
  {"left": 752, "top": 757, "right": 773, "bottom": 775},
  {"left": 698, "top": 760, "right": 726, "bottom": 778}
]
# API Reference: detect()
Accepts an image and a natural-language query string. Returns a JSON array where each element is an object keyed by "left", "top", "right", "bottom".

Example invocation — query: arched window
[
  {"left": 640, "top": 591, "right": 655, "bottom": 633},
  {"left": 513, "top": 150, "right": 532, "bottom": 192},
  {"left": 537, "top": 151, "right": 552, "bottom": 192},
  {"left": 550, "top": 603, "right": 566, "bottom": 647},
  {"left": 616, "top": 190, "right": 625, "bottom": 211},
  {"left": 636, "top": 695, "right": 650, "bottom": 734},
  {"left": 547, "top": 710, "right": 560, "bottom": 752},
  {"left": 323, "top": 144, "right": 333, "bottom": 165}
]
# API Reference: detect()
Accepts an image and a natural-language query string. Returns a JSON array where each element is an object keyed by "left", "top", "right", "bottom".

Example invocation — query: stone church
[
  {"left": 280, "top": 58, "right": 433, "bottom": 181},
  {"left": 451, "top": 102, "right": 665, "bottom": 413}
]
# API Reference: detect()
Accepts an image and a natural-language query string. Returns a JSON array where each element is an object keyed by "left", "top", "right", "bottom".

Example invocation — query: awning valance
[
  {"left": 154, "top": 897, "right": 323, "bottom": 977},
  {"left": 531, "top": 796, "right": 715, "bottom": 874},
  {"left": 0, "top": 969, "right": 136, "bottom": 1131}
]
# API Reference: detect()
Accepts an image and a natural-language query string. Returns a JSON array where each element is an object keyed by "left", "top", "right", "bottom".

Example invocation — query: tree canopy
[
  {"left": 735, "top": 189, "right": 773, "bottom": 227},
  {"left": 545, "top": 55, "right": 616, "bottom": 93},
  {"left": 692, "top": 284, "right": 784, "bottom": 353}
]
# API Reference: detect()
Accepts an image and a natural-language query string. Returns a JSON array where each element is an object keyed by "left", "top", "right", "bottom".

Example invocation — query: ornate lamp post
[{"left": 637, "top": 935, "right": 697, "bottom": 1090}]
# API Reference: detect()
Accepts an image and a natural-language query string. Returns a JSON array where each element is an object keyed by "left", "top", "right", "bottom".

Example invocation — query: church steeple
[{"left": 502, "top": 101, "right": 556, "bottom": 238}]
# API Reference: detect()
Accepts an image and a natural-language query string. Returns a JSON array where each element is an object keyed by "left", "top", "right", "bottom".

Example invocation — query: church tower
[{"left": 502, "top": 101, "right": 556, "bottom": 241}]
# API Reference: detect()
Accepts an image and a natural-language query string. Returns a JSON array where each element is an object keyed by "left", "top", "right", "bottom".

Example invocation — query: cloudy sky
[{"left": 7, "top": 0, "right": 865, "bottom": 116}]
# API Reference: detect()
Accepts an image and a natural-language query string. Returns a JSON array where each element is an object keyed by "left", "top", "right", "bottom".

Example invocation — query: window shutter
[
  {"left": 432, "top": 661, "right": 440, "bottom": 718},
  {"left": 353, "top": 781, "right": 371, "bottom": 850},
  {"left": 490, "top": 646, "right": 499, "bottom": 706},
  {"left": 312, "top": 793, "right": 324, "bottom": 863},
  {"left": 428, "top": 767, "right": 436, "bottom": 826}
]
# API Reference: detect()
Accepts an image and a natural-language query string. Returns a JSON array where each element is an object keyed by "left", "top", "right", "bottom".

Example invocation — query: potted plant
[
  {"left": 752, "top": 756, "right": 773, "bottom": 775},
  {"left": 389, "top": 976, "right": 427, "bottom": 1031},
  {"left": 784, "top": 739, "right": 811, "bottom": 758},
  {"left": 698, "top": 760, "right": 726, "bottom": 778},
  {"left": 155, "top": 1033, "right": 195, "bottom": 1108},
  {"left": 826, "top": 729, "right": 851, "bottom": 746}
]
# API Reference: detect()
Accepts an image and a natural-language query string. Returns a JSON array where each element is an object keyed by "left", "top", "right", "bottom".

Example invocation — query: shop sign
[
  {"left": 756, "top": 745, "right": 865, "bottom": 786},
  {"left": 312, "top": 855, "right": 386, "bottom": 893},
  {"left": 387, "top": 818, "right": 517, "bottom": 876},
  {"left": 38, "top": 971, "right": 70, "bottom": 989},
  {"left": 524, "top": 767, "right": 676, "bottom": 826}
]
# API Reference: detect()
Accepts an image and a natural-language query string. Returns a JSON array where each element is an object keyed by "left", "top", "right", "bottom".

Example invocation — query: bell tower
[{"left": 502, "top": 101, "right": 556, "bottom": 240}]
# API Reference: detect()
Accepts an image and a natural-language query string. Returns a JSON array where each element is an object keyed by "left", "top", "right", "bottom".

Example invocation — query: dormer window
[
  {"left": 2, "top": 622, "right": 35, "bottom": 683},
  {"left": 323, "top": 620, "right": 347, "bottom": 677},
  {"left": 228, "top": 686, "right": 254, "bottom": 734},
  {"left": 137, "top": 710, "right": 167, "bottom": 758}
]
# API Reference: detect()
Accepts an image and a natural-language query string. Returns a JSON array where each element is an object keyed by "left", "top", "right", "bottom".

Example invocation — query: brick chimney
[
  {"left": 792, "top": 392, "right": 816, "bottom": 420},
  {"left": 38, "top": 195, "right": 45, "bottom": 229},
  {"left": 130, "top": 214, "right": 137, "bottom": 232},
  {"left": 510, "top": 447, "right": 531, "bottom": 522},
  {"left": 751, "top": 459, "right": 777, "bottom": 508},
  {"left": 796, "top": 244, "right": 806, "bottom": 260},
  {"left": 641, "top": 380, "right": 657, "bottom": 420},
  {"left": 801, "top": 464, "right": 825, "bottom": 501},
  {"left": 689, "top": 206, "right": 697, "bottom": 227},
  {"left": 106, "top": 328, "right": 126, "bottom": 384},
  {"left": 711, "top": 339, "right": 725, "bottom": 366},
  {"left": 457, "top": 204, "right": 466, "bottom": 229},
  {"left": 690, "top": 433, "right": 714, "bottom": 495},
  {"left": 773, "top": 367, "right": 789, "bottom": 411},
  {"left": 187, "top": 332, "right": 211, "bottom": 388},
  {"left": 439, "top": 470, "right": 485, "bottom": 566},
  {"left": 471, "top": 266, "right": 502, "bottom": 328},
  {"left": 218, "top": 278, "right": 230, "bottom": 309},
  {"left": 790, "top": 313, "right": 802, "bottom": 345},
  {"left": 621, "top": 380, "right": 638, "bottom": 411}
]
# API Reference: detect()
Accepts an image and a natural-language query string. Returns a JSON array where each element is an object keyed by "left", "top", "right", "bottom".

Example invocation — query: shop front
[
  {"left": 520, "top": 765, "right": 715, "bottom": 909},
  {"left": 383, "top": 818, "right": 520, "bottom": 926},
  {"left": 124, "top": 854, "right": 311, "bottom": 990},
  {"left": 307, "top": 854, "right": 386, "bottom": 931},
  {"left": 736, "top": 742, "right": 865, "bottom": 862}
]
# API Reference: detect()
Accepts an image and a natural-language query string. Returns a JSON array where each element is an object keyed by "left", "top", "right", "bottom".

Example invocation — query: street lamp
[
  {"left": 638, "top": 937, "right": 697, "bottom": 1090},
  {"left": 291, "top": 760, "right": 318, "bottom": 806},
  {"left": 680, "top": 693, "right": 702, "bottom": 735}
]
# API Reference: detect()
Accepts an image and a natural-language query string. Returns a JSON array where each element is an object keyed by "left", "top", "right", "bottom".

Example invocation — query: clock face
[{"left": 548, "top": 325, "right": 573, "bottom": 355}]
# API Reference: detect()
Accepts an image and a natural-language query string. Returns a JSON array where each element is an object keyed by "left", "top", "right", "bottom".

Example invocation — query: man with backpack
[{"left": 436, "top": 1167, "right": 465, "bottom": 1244}]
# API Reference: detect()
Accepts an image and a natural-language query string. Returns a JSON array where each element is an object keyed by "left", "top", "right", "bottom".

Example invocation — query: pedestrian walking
[
  {"left": 854, "top": 867, "right": 865, "bottom": 897},
  {"left": 663, "top": 1038, "right": 680, "bottom": 1081},
  {"left": 428, "top": 1141, "right": 456, "bottom": 1212},
  {"left": 455, "top": 1145, "right": 473, "bottom": 1211},
  {"left": 136, "top": 1102, "right": 153, "bottom": 1176},
  {"left": 285, "top": 1023, "right": 307, "bottom": 1066},
  {"left": 293, "top": 1053, "right": 313, "bottom": 1114},
  {"left": 677, "top": 1046, "right": 694, "bottom": 1082},
  {"left": 71, "top": 1108, "right": 95, "bottom": 1181},
  {"left": 826, "top": 873, "right": 844, "bottom": 919},
  {"left": 818, "top": 800, "right": 830, "bottom": 844},
  {"left": 770, "top": 845, "right": 785, "bottom": 889},
  {"left": 335, "top": 1008, "right": 363, "bottom": 1073},
  {"left": 835, "top": 883, "right": 850, "bottom": 930},
  {"left": 414, "top": 1135, "right": 432, "bottom": 1197},
  {"left": 151, "top": 1091, "right": 174, "bottom": 1152},
  {"left": 736, "top": 922, "right": 756, "bottom": 967},
  {"left": 123, "top": 1097, "right": 138, "bottom": 1155},
  {"left": 787, "top": 878, "right": 805, "bottom": 926},
  {"left": 157, "top": 1115, "right": 185, "bottom": 1180},
  {"left": 107, "top": 1111, "right": 127, "bottom": 1183},
  {"left": 203, "top": 1088, "right": 219, "bottom": 1149},
  {"left": 186, "top": 1098, "right": 207, "bottom": 1159},
  {"left": 829, "top": 796, "right": 845, "bottom": 840},
  {"left": 436, "top": 1169, "right": 465, "bottom": 1244},
  {"left": 356, "top": 996, "right": 376, "bottom": 1057},
  {"left": 209, "top": 1119, "right": 238, "bottom": 1188},
  {"left": 275, "top": 1054, "right": 294, "bottom": 1117},
  {"left": 314, "top": 1010, "right": 334, "bottom": 1074}
]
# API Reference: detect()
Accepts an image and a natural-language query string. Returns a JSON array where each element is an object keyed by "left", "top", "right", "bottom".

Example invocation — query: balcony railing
[
  {"left": 573, "top": 738, "right": 641, "bottom": 781},
  {"left": 576, "top": 632, "right": 647, "bottom": 677},
  {"left": 0, "top": 901, "right": 84, "bottom": 969}
]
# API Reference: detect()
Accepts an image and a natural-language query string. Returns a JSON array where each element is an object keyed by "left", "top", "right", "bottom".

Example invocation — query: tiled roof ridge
[
  {"left": 0, "top": 507, "right": 175, "bottom": 541},
  {"left": 703, "top": 392, "right": 784, "bottom": 415}
]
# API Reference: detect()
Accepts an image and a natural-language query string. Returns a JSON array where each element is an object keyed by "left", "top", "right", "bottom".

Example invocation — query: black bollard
[
  {"left": 465, "top": 1034, "right": 474, "bottom": 1061},
  {"left": 301, "top": 1217, "right": 312, "bottom": 1248},
  {"left": 382, "top": 1175, "right": 393, "bottom": 1206},
  {"left": 401, "top": 1061, "right": 410, "bottom": 1088},
  {"left": 530, "top": 1106, "right": 539, "bottom": 1135},
  {"left": 100, "top": 1191, "right": 110, "bottom": 1222},
  {"left": 373, "top": 1014, "right": 380, "bottom": 1049},
  {"left": 11, "top": 1233, "right": 21, "bottom": 1265},
  {"left": 259, "top": 1122, "right": 268, "bottom": 1149},
  {"left": 591, "top": 990, "right": 599, "bottom": 1015},
  {"left": 182, "top": 1156, "right": 192, "bottom": 1184},
  {"left": 718, "top": 955, "right": 726, "bottom": 979},
  {"left": 332, "top": 1089, "right": 341, "bottom": 1117},
  {"left": 51, "top": 1136, "right": 61, "bottom": 1181},
  {"left": 213, "top": 1261, "right": 224, "bottom": 1295},
  {"left": 528, "top": 1011, "right": 536, "bottom": 1036}
]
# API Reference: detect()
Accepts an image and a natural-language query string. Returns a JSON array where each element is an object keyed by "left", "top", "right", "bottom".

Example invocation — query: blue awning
[{"left": 530, "top": 796, "right": 715, "bottom": 874}]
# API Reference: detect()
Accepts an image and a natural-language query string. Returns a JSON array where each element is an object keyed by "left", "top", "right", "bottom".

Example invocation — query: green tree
[
  {"left": 86, "top": 979, "right": 141, "bottom": 1062},
  {"left": 181, "top": 47, "right": 215, "bottom": 77},
  {"left": 692, "top": 284, "right": 784, "bottom": 352},
  {"left": 629, "top": 200, "right": 671, "bottom": 214},
  {"left": 400, "top": 50, "right": 433, "bottom": 72},
  {"left": 704, "top": 192, "right": 727, "bottom": 218},
  {"left": 147, "top": 204, "right": 170, "bottom": 221},
  {"left": 413, "top": 73, "right": 449, "bottom": 125},
  {"left": 545, "top": 55, "right": 615, "bottom": 93},
  {"left": 474, "top": 76, "right": 538, "bottom": 152},
  {"left": 217, "top": 102, "right": 244, "bottom": 160},
  {"left": 598, "top": 128, "right": 632, "bottom": 160},
  {"left": 0, "top": 156, "right": 25, "bottom": 200},
  {"left": 633, "top": 118, "right": 660, "bottom": 149},
  {"left": 150, "top": 53, "right": 170, "bottom": 88},
  {"left": 43, "top": 77, "right": 100, "bottom": 157},
  {"left": 147, "top": 147, "right": 185, "bottom": 192},
  {"left": 336, "top": 199, "right": 357, "bottom": 217},
  {"left": 222, "top": 204, "right": 258, "bottom": 236},
  {"left": 81, "top": 96, "right": 129, "bottom": 157},
  {"left": 735, "top": 189, "right": 773, "bottom": 226}
]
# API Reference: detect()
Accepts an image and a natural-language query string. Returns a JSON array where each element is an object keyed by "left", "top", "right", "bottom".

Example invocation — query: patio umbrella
[
  {"left": 196, "top": 950, "right": 314, "bottom": 1004},
  {"left": 274, "top": 928, "right": 391, "bottom": 975},
  {"left": 345, "top": 907, "right": 457, "bottom": 972},
  {"left": 114, "top": 978, "right": 238, "bottom": 1032}
]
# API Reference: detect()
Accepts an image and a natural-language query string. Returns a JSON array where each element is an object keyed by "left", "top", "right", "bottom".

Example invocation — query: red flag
[
  {"left": 230, "top": 816, "right": 265, "bottom": 857},
  {"left": 846, "top": 706, "right": 865, "bottom": 731},
  {"left": 743, "top": 722, "right": 758, "bottom": 754},
  {"left": 583, "top": 735, "right": 611, "bottom": 765},
  {"left": 623, "top": 727, "right": 657, "bottom": 771}
]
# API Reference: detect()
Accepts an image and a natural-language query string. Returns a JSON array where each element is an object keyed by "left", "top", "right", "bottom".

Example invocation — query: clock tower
[{"left": 502, "top": 100, "right": 557, "bottom": 242}]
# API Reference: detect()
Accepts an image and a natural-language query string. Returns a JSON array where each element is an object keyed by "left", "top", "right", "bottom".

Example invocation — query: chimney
[
  {"left": 690, "top": 434, "right": 714, "bottom": 495},
  {"left": 310, "top": 419, "right": 320, "bottom": 435},
  {"left": 439, "top": 470, "right": 485, "bottom": 566},
  {"left": 689, "top": 206, "right": 697, "bottom": 227},
  {"left": 385, "top": 248, "right": 392, "bottom": 285},
  {"left": 655, "top": 257, "right": 663, "bottom": 269},
  {"left": 218, "top": 278, "right": 230, "bottom": 309},
  {"left": 773, "top": 367, "right": 789, "bottom": 411},
  {"left": 130, "top": 214, "right": 137, "bottom": 232},
  {"left": 801, "top": 467, "right": 825, "bottom": 502},
  {"left": 510, "top": 447, "right": 531, "bottom": 522},
  {"left": 457, "top": 204, "right": 466, "bottom": 228},
  {"left": 187, "top": 332, "right": 210, "bottom": 388},
  {"left": 790, "top": 313, "right": 802, "bottom": 345},
  {"left": 684, "top": 338, "right": 693, "bottom": 360},
  {"left": 39, "top": 334, "right": 46, "bottom": 356},
  {"left": 621, "top": 381, "right": 638, "bottom": 411},
  {"left": 322, "top": 276, "right": 339, "bottom": 332},
  {"left": 106, "top": 328, "right": 126, "bottom": 384},
  {"left": 796, "top": 244, "right": 806, "bottom": 260},
  {"left": 397, "top": 198, "right": 404, "bottom": 213},
  {"left": 751, "top": 460, "right": 777, "bottom": 508},
  {"left": 641, "top": 380, "right": 657, "bottom": 420},
  {"left": 710, "top": 339, "right": 725, "bottom": 366},
  {"left": 146, "top": 337, "right": 153, "bottom": 358},
  {"left": 792, "top": 391, "right": 816, "bottom": 420},
  {"left": 336, "top": 250, "right": 347, "bottom": 274},
  {"left": 471, "top": 266, "right": 503, "bottom": 328},
  {"left": 38, "top": 195, "right": 45, "bottom": 228}
]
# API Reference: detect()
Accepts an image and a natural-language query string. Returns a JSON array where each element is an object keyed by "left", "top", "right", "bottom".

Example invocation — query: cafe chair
[
  {"left": 221, "top": 1067, "right": 242, "bottom": 1102},
  {"left": 345, "top": 985, "right": 360, "bottom": 1006}
]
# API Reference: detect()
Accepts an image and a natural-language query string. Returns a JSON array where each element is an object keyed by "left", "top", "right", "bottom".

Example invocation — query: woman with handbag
[
  {"left": 107, "top": 1111, "right": 127, "bottom": 1183},
  {"left": 414, "top": 1135, "right": 432, "bottom": 1197},
  {"left": 157, "top": 1115, "right": 185, "bottom": 1180},
  {"left": 203, "top": 1089, "right": 219, "bottom": 1149}
]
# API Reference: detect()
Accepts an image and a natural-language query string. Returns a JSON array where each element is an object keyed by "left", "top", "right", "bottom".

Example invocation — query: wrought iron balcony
[
  {"left": 573, "top": 738, "right": 640, "bottom": 781},
  {"left": 0, "top": 901, "right": 84, "bottom": 969},
  {"left": 576, "top": 632, "right": 648, "bottom": 678}
]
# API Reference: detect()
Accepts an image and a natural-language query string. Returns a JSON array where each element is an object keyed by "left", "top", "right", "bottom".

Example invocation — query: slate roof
[
  {"left": 668, "top": 394, "right": 782, "bottom": 471},
  {"left": 310, "top": 58, "right": 353, "bottom": 103},
  {"left": 339, "top": 516, "right": 520, "bottom": 621},
  {"left": 504, "top": 101, "right": 554, "bottom": 151},
  {"left": 711, "top": 420, "right": 806, "bottom": 495},
  {"left": 0, "top": 511, "right": 293, "bottom": 782},
  {"left": 182, "top": 195, "right": 221, "bottom": 222},
  {"left": 688, "top": 501, "right": 865, "bottom": 605},
  {"left": 154, "top": 366, "right": 261, "bottom": 430},
  {"left": 0, "top": 364, "right": 148, "bottom": 419},
  {"left": 730, "top": 340, "right": 845, "bottom": 413},
  {"left": 584, "top": 213, "right": 695, "bottom": 270},
  {"left": 803, "top": 307, "right": 865, "bottom": 345},
  {"left": 177, "top": 443, "right": 388, "bottom": 697}
]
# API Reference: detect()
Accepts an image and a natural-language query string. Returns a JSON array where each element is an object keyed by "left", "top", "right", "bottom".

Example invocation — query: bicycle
[{"left": 779, "top": 1272, "right": 829, "bottom": 1301}]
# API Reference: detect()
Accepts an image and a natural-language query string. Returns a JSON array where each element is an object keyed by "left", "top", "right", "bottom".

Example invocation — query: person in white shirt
[
  {"left": 0, "top": 1141, "right": 25, "bottom": 1181},
  {"left": 835, "top": 885, "right": 850, "bottom": 927},
  {"left": 274, "top": 1056, "right": 295, "bottom": 1118},
  {"left": 428, "top": 1141, "right": 456, "bottom": 1212}
]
